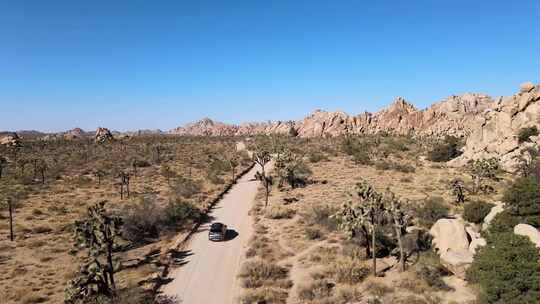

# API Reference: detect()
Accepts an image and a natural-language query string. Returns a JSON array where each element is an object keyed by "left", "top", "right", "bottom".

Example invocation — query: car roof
[{"left": 211, "top": 222, "right": 224, "bottom": 229}]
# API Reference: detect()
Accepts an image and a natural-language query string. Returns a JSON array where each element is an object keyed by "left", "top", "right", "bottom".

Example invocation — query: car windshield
[{"left": 210, "top": 223, "right": 223, "bottom": 232}]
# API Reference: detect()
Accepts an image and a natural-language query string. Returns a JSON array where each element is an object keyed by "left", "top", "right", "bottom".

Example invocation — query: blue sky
[{"left": 2, "top": 1, "right": 540, "bottom": 132}]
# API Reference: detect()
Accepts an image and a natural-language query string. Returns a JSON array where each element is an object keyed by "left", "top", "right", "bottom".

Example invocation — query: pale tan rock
[
  {"left": 482, "top": 202, "right": 504, "bottom": 231},
  {"left": 440, "top": 249, "right": 474, "bottom": 279},
  {"left": 430, "top": 219, "right": 470, "bottom": 254},
  {"left": 94, "top": 127, "right": 114, "bottom": 144},
  {"left": 514, "top": 224, "right": 540, "bottom": 248},
  {"left": 0, "top": 133, "right": 21, "bottom": 147},
  {"left": 520, "top": 81, "right": 535, "bottom": 93},
  {"left": 469, "top": 238, "right": 486, "bottom": 255}
]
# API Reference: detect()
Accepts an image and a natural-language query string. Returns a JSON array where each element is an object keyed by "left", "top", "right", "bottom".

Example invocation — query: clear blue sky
[{"left": 2, "top": 1, "right": 540, "bottom": 132}]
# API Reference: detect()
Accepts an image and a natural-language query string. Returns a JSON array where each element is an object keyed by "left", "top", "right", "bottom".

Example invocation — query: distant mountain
[{"left": 169, "top": 93, "right": 493, "bottom": 138}]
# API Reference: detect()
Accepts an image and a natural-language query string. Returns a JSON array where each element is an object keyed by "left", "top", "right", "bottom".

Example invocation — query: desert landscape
[
  {"left": 4, "top": 2, "right": 540, "bottom": 303},
  {"left": 2, "top": 82, "right": 540, "bottom": 304}
]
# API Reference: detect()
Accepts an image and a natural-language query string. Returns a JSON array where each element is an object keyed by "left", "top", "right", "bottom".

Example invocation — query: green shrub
[
  {"left": 427, "top": 136, "right": 463, "bottom": 162},
  {"left": 467, "top": 233, "right": 540, "bottom": 303},
  {"left": 309, "top": 152, "right": 327, "bottom": 163},
  {"left": 414, "top": 197, "right": 450, "bottom": 227},
  {"left": 488, "top": 210, "right": 521, "bottom": 234},
  {"left": 463, "top": 201, "right": 494, "bottom": 224},
  {"left": 164, "top": 200, "right": 201, "bottom": 225},
  {"left": 265, "top": 205, "right": 295, "bottom": 219},
  {"left": 238, "top": 260, "right": 289, "bottom": 288},
  {"left": 518, "top": 126, "right": 539, "bottom": 143},
  {"left": 503, "top": 177, "right": 540, "bottom": 227},
  {"left": 304, "top": 227, "right": 322, "bottom": 240}
]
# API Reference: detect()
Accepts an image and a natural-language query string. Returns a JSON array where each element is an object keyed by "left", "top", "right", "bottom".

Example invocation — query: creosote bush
[
  {"left": 467, "top": 233, "right": 540, "bottom": 304},
  {"left": 518, "top": 126, "right": 539, "bottom": 143},
  {"left": 502, "top": 176, "right": 540, "bottom": 227},
  {"left": 463, "top": 200, "right": 493, "bottom": 224},
  {"left": 427, "top": 136, "right": 463, "bottom": 162},
  {"left": 414, "top": 197, "right": 450, "bottom": 227}
]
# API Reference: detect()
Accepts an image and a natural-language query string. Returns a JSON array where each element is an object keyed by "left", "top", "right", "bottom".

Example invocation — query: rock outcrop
[
  {"left": 94, "top": 127, "right": 114, "bottom": 144},
  {"left": 64, "top": 128, "right": 85, "bottom": 140},
  {"left": 0, "top": 133, "right": 22, "bottom": 147},
  {"left": 429, "top": 219, "right": 470, "bottom": 254},
  {"left": 451, "top": 82, "right": 540, "bottom": 171},
  {"left": 514, "top": 224, "right": 540, "bottom": 248},
  {"left": 440, "top": 249, "right": 474, "bottom": 279},
  {"left": 170, "top": 93, "right": 493, "bottom": 138}
]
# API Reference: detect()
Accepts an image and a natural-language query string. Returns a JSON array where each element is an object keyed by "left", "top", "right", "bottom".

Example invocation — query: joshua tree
[
  {"left": 275, "top": 149, "right": 311, "bottom": 189},
  {"left": 66, "top": 201, "right": 123, "bottom": 302},
  {"left": 117, "top": 171, "right": 130, "bottom": 199},
  {"left": 386, "top": 191, "right": 410, "bottom": 272},
  {"left": 0, "top": 156, "right": 7, "bottom": 179},
  {"left": 93, "top": 169, "right": 106, "bottom": 186},
  {"left": 7, "top": 197, "right": 14, "bottom": 241},
  {"left": 226, "top": 150, "right": 239, "bottom": 180},
  {"left": 517, "top": 147, "right": 540, "bottom": 178},
  {"left": 334, "top": 181, "right": 386, "bottom": 276},
  {"left": 253, "top": 150, "right": 272, "bottom": 206},
  {"left": 255, "top": 171, "right": 273, "bottom": 207},
  {"left": 356, "top": 181, "right": 386, "bottom": 276},
  {"left": 469, "top": 158, "right": 499, "bottom": 194},
  {"left": 450, "top": 178, "right": 465, "bottom": 204},
  {"left": 36, "top": 159, "right": 48, "bottom": 184},
  {"left": 161, "top": 164, "right": 176, "bottom": 186}
]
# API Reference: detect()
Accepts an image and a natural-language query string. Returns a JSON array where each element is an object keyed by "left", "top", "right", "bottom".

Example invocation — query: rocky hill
[{"left": 169, "top": 93, "right": 494, "bottom": 138}]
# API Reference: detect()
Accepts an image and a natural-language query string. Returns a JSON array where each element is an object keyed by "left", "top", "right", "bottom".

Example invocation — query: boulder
[
  {"left": 514, "top": 224, "right": 540, "bottom": 248},
  {"left": 94, "top": 127, "right": 114, "bottom": 144},
  {"left": 429, "top": 219, "right": 470, "bottom": 254},
  {"left": 520, "top": 81, "right": 535, "bottom": 93},
  {"left": 0, "top": 133, "right": 21, "bottom": 147},
  {"left": 469, "top": 238, "right": 486, "bottom": 255},
  {"left": 482, "top": 202, "right": 504, "bottom": 231},
  {"left": 440, "top": 249, "right": 474, "bottom": 279}
]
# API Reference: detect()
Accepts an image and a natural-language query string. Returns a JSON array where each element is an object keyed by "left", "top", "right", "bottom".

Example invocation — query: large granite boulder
[
  {"left": 514, "top": 224, "right": 540, "bottom": 248},
  {"left": 482, "top": 201, "right": 505, "bottom": 231},
  {"left": 440, "top": 249, "right": 474, "bottom": 279},
  {"left": 429, "top": 218, "right": 470, "bottom": 254}
]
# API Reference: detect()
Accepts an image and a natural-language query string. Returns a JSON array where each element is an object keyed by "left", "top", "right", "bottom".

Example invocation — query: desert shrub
[
  {"left": 415, "top": 265, "right": 452, "bottom": 291},
  {"left": 122, "top": 197, "right": 162, "bottom": 242},
  {"left": 414, "top": 197, "right": 450, "bottom": 227},
  {"left": 331, "top": 258, "right": 370, "bottom": 284},
  {"left": 163, "top": 200, "right": 201, "bottom": 226},
  {"left": 463, "top": 201, "right": 494, "bottom": 224},
  {"left": 304, "top": 227, "right": 322, "bottom": 240},
  {"left": 238, "top": 260, "right": 289, "bottom": 288},
  {"left": 375, "top": 160, "right": 392, "bottom": 171},
  {"left": 352, "top": 149, "right": 372, "bottom": 165},
  {"left": 239, "top": 287, "right": 288, "bottom": 304},
  {"left": 298, "top": 279, "right": 334, "bottom": 301},
  {"left": 171, "top": 177, "right": 201, "bottom": 199},
  {"left": 341, "top": 137, "right": 372, "bottom": 165},
  {"left": 265, "top": 205, "right": 295, "bottom": 219},
  {"left": 364, "top": 281, "right": 394, "bottom": 297},
  {"left": 488, "top": 210, "right": 521, "bottom": 234},
  {"left": 518, "top": 126, "right": 539, "bottom": 143},
  {"left": 467, "top": 232, "right": 540, "bottom": 303},
  {"left": 393, "top": 162, "right": 415, "bottom": 173},
  {"left": 502, "top": 177, "right": 540, "bottom": 227},
  {"left": 309, "top": 152, "right": 327, "bottom": 163},
  {"left": 302, "top": 204, "right": 338, "bottom": 231},
  {"left": 427, "top": 136, "right": 463, "bottom": 162}
]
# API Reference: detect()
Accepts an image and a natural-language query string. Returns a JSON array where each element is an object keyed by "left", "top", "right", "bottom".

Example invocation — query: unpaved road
[{"left": 161, "top": 162, "right": 266, "bottom": 304}]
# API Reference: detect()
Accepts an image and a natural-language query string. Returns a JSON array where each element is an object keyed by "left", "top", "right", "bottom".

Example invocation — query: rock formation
[
  {"left": 64, "top": 128, "right": 85, "bottom": 140},
  {"left": 94, "top": 127, "right": 114, "bottom": 144},
  {"left": 0, "top": 132, "right": 22, "bottom": 147}
]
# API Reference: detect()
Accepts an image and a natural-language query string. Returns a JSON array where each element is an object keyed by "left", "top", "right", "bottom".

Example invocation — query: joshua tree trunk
[
  {"left": 106, "top": 239, "right": 116, "bottom": 293},
  {"left": 395, "top": 224, "right": 405, "bottom": 271},
  {"left": 8, "top": 198, "right": 14, "bottom": 241},
  {"left": 372, "top": 224, "right": 377, "bottom": 276},
  {"left": 120, "top": 184, "right": 124, "bottom": 200}
]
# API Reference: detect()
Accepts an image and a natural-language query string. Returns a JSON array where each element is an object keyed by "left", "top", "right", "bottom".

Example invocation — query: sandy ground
[{"left": 161, "top": 162, "right": 264, "bottom": 304}]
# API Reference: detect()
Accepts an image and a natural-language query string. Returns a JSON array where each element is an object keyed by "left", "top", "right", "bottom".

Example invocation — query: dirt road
[{"left": 161, "top": 162, "right": 266, "bottom": 304}]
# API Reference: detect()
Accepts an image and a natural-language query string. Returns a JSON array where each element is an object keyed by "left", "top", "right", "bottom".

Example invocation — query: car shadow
[{"left": 225, "top": 229, "right": 239, "bottom": 241}]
